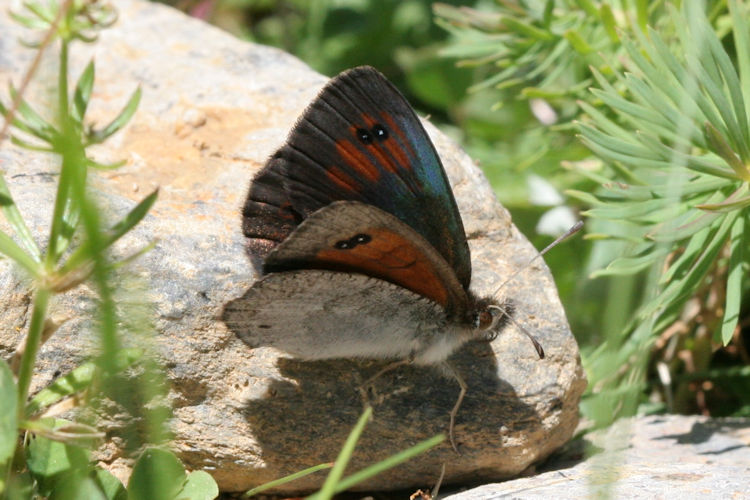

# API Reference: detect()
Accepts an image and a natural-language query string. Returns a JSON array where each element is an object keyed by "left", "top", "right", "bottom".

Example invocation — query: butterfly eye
[
  {"left": 356, "top": 128, "right": 374, "bottom": 144},
  {"left": 477, "top": 310, "right": 495, "bottom": 330},
  {"left": 372, "top": 124, "right": 388, "bottom": 141}
]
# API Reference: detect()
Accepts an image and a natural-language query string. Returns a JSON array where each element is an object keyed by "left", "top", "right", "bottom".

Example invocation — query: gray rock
[
  {"left": 446, "top": 415, "right": 750, "bottom": 499},
  {"left": 0, "top": 0, "right": 584, "bottom": 494}
]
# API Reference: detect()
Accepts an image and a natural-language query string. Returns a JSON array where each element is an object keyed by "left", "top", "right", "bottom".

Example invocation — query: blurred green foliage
[{"left": 0, "top": 1, "right": 218, "bottom": 498}]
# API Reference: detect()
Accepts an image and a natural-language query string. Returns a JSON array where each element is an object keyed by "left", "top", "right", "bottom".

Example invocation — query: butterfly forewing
[{"left": 242, "top": 66, "right": 471, "bottom": 288}]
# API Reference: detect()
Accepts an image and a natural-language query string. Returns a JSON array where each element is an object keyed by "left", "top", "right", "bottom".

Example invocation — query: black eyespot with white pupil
[
  {"left": 373, "top": 124, "right": 388, "bottom": 140},
  {"left": 356, "top": 128, "right": 373, "bottom": 144},
  {"left": 356, "top": 124, "right": 388, "bottom": 144},
  {"left": 334, "top": 233, "right": 372, "bottom": 250}
]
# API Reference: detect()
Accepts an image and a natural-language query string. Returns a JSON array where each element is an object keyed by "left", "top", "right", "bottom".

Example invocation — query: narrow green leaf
[
  {"left": 314, "top": 407, "right": 372, "bottom": 500},
  {"left": 27, "top": 349, "right": 141, "bottom": 417},
  {"left": 127, "top": 448, "right": 186, "bottom": 500},
  {"left": 8, "top": 85, "right": 57, "bottom": 143},
  {"left": 542, "top": 0, "right": 554, "bottom": 28},
  {"left": 103, "top": 189, "right": 158, "bottom": 247},
  {"left": 73, "top": 60, "right": 95, "bottom": 123},
  {"left": 678, "top": 5, "right": 749, "bottom": 159},
  {"left": 563, "top": 29, "right": 593, "bottom": 55},
  {"left": 21, "top": 1, "right": 56, "bottom": 23},
  {"left": 577, "top": 100, "right": 633, "bottom": 141},
  {"left": 0, "top": 360, "right": 18, "bottom": 466},
  {"left": 644, "top": 26, "right": 725, "bottom": 138},
  {"left": 0, "top": 229, "right": 40, "bottom": 277},
  {"left": 585, "top": 198, "right": 675, "bottom": 220},
  {"left": 87, "top": 158, "right": 127, "bottom": 170},
  {"left": 332, "top": 434, "right": 445, "bottom": 493},
  {"left": 578, "top": 131, "right": 677, "bottom": 170},
  {"left": 704, "top": 122, "right": 749, "bottom": 180},
  {"left": 502, "top": 16, "right": 555, "bottom": 41},
  {"left": 659, "top": 223, "right": 715, "bottom": 283},
  {"left": 728, "top": 0, "right": 750, "bottom": 110},
  {"left": 599, "top": 4, "right": 619, "bottom": 43},
  {"left": 592, "top": 249, "right": 669, "bottom": 278},
  {"left": 573, "top": 0, "right": 598, "bottom": 17},
  {"left": 526, "top": 38, "right": 569, "bottom": 81},
  {"left": 646, "top": 212, "right": 737, "bottom": 317},
  {"left": 705, "top": 14, "right": 750, "bottom": 154},
  {"left": 698, "top": 194, "right": 750, "bottom": 212},
  {"left": 244, "top": 463, "right": 332, "bottom": 497},
  {"left": 635, "top": 0, "right": 648, "bottom": 32},
  {"left": 622, "top": 34, "right": 708, "bottom": 148},
  {"left": 61, "top": 189, "right": 158, "bottom": 274},
  {"left": 8, "top": 10, "right": 49, "bottom": 29},
  {"left": 720, "top": 213, "right": 745, "bottom": 344},
  {"left": 89, "top": 86, "right": 141, "bottom": 144},
  {"left": 565, "top": 189, "right": 606, "bottom": 207},
  {"left": 589, "top": 88, "right": 677, "bottom": 134},
  {"left": 177, "top": 471, "right": 218, "bottom": 500},
  {"left": 0, "top": 174, "right": 41, "bottom": 260},
  {"left": 9, "top": 134, "right": 55, "bottom": 152},
  {"left": 578, "top": 124, "right": 656, "bottom": 160},
  {"left": 652, "top": 209, "right": 723, "bottom": 242},
  {"left": 25, "top": 363, "right": 94, "bottom": 417}
]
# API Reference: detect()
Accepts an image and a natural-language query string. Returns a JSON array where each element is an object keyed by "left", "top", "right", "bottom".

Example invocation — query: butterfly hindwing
[
  {"left": 222, "top": 270, "right": 449, "bottom": 361},
  {"left": 242, "top": 66, "right": 471, "bottom": 288}
]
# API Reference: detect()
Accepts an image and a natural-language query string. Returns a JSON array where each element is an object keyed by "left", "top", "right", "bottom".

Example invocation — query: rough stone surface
[
  {"left": 0, "top": 0, "right": 585, "bottom": 494},
  {"left": 446, "top": 415, "right": 750, "bottom": 499}
]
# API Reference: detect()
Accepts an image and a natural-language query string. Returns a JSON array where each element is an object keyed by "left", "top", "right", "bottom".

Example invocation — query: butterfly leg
[
  {"left": 357, "top": 357, "right": 414, "bottom": 409},
  {"left": 442, "top": 361, "right": 467, "bottom": 454}
]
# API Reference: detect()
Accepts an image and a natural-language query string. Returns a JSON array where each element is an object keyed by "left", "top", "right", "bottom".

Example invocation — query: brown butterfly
[{"left": 223, "top": 66, "right": 546, "bottom": 451}]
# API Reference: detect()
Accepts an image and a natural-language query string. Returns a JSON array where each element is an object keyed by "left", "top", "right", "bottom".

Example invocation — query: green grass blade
[
  {"left": 720, "top": 213, "right": 745, "bottom": 344},
  {"left": 312, "top": 406, "right": 372, "bottom": 500},
  {"left": 332, "top": 434, "right": 445, "bottom": 493},
  {"left": 244, "top": 463, "right": 333, "bottom": 497}
]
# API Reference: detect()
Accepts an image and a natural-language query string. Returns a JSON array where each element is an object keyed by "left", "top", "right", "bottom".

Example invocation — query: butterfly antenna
[
  {"left": 492, "top": 220, "right": 583, "bottom": 298},
  {"left": 489, "top": 303, "right": 545, "bottom": 359}
]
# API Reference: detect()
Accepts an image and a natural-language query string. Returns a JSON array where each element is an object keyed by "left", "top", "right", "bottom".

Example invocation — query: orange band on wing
[
  {"left": 335, "top": 139, "right": 381, "bottom": 182},
  {"left": 315, "top": 227, "right": 449, "bottom": 307}
]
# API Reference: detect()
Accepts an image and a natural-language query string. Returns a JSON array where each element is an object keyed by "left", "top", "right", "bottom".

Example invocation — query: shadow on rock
[{"left": 229, "top": 338, "right": 541, "bottom": 492}]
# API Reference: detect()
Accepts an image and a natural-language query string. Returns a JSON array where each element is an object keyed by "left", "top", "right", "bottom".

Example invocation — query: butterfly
[{"left": 222, "top": 66, "right": 544, "bottom": 452}]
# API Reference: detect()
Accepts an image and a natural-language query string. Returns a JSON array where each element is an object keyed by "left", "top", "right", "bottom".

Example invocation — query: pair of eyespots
[
  {"left": 334, "top": 233, "right": 372, "bottom": 250},
  {"left": 356, "top": 124, "right": 388, "bottom": 144}
]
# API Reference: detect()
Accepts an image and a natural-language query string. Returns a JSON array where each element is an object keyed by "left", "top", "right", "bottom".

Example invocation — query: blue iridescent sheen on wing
[{"left": 242, "top": 66, "right": 471, "bottom": 288}]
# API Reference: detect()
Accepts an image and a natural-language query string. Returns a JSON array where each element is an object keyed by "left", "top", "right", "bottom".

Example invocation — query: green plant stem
[
  {"left": 45, "top": 39, "right": 72, "bottom": 269},
  {"left": 15, "top": 288, "right": 51, "bottom": 420}
]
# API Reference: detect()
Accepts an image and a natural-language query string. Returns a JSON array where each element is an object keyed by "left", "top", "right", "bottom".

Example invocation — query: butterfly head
[{"left": 468, "top": 296, "right": 545, "bottom": 359}]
